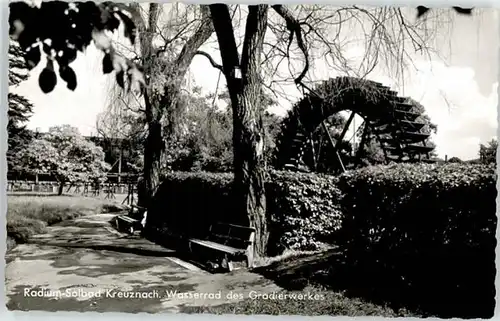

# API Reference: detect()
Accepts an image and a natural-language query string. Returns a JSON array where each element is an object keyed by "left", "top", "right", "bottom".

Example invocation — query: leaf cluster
[{"left": 9, "top": 1, "right": 143, "bottom": 94}]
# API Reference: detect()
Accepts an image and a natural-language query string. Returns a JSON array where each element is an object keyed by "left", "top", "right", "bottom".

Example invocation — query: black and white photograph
[{"left": 4, "top": 1, "right": 498, "bottom": 318}]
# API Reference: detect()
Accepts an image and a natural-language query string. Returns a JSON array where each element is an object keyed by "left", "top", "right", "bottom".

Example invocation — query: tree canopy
[
  {"left": 11, "top": 125, "right": 110, "bottom": 194},
  {"left": 8, "top": 41, "right": 34, "bottom": 170}
]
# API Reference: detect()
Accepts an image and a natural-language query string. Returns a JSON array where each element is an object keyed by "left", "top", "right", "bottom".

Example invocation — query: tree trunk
[
  {"left": 137, "top": 84, "right": 181, "bottom": 208},
  {"left": 210, "top": 4, "right": 269, "bottom": 256},
  {"left": 58, "top": 182, "right": 64, "bottom": 196},
  {"left": 133, "top": 4, "right": 214, "bottom": 209},
  {"left": 234, "top": 95, "right": 268, "bottom": 256},
  {"left": 139, "top": 97, "right": 163, "bottom": 208}
]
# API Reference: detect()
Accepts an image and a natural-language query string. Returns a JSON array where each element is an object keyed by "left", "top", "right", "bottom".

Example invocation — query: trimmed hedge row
[
  {"left": 147, "top": 163, "right": 496, "bottom": 317},
  {"left": 266, "top": 171, "right": 343, "bottom": 254},
  {"left": 147, "top": 172, "right": 234, "bottom": 240},
  {"left": 337, "top": 163, "right": 497, "bottom": 318},
  {"left": 146, "top": 170, "right": 343, "bottom": 254}
]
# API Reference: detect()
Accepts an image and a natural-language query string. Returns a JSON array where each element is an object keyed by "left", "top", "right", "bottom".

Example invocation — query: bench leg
[
  {"left": 246, "top": 247, "right": 254, "bottom": 269},
  {"left": 221, "top": 255, "right": 233, "bottom": 272}
]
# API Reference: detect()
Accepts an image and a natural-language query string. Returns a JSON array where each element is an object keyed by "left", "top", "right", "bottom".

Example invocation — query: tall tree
[
  {"left": 119, "top": 4, "right": 215, "bottom": 208},
  {"left": 8, "top": 1, "right": 212, "bottom": 206},
  {"left": 95, "top": 90, "right": 146, "bottom": 176},
  {"left": 8, "top": 42, "right": 34, "bottom": 168},
  {"left": 209, "top": 5, "right": 270, "bottom": 255},
  {"left": 207, "top": 89, "right": 283, "bottom": 171}
]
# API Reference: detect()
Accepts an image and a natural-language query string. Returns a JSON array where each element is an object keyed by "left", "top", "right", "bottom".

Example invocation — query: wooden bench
[
  {"left": 189, "top": 223, "right": 255, "bottom": 272},
  {"left": 114, "top": 215, "right": 142, "bottom": 235}
]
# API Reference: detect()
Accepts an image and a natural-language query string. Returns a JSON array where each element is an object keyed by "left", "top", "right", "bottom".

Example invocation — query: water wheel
[{"left": 273, "top": 76, "right": 435, "bottom": 173}]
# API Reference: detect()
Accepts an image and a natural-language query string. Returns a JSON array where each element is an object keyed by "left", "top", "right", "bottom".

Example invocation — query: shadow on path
[
  {"left": 29, "top": 241, "right": 177, "bottom": 257},
  {"left": 5, "top": 213, "right": 282, "bottom": 313}
]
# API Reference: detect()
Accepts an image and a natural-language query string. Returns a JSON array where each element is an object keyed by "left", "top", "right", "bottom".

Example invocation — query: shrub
[
  {"left": 337, "top": 163, "right": 497, "bottom": 318},
  {"left": 147, "top": 170, "right": 343, "bottom": 254},
  {"left": 148, "top": 172, "right": 235, "bottom": 240},
  {"left": 266, "top": 171, "right": 343, "bottom": 254}
]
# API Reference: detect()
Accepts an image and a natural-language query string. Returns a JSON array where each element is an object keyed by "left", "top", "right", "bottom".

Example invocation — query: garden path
[{"left": 5, "top": 213, "right": 281, "bottom": 313}]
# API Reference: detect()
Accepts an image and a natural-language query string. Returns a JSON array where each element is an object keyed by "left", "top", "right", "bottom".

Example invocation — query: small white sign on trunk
[{"left": 141, "top": 211, "right": 147, "bottom": 228}]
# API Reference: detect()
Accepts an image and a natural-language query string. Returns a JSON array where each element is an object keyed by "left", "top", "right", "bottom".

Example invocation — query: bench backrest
[{"left": 208, "top": 222, "right": 255, "bottom": 250}]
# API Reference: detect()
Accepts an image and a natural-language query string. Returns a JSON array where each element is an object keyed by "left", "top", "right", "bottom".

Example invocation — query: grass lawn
[
  {"left": 183, "top": 250, "right": 419, "bottom": 317},
  {"left": 7, "top": 193, "right": 125, "bottom": 247},
  {"left": 180, "top": 249, "right": 423, "bottom": 317},
  {"left": 181, "top": 286, "right": 418, "bottom": 317}
]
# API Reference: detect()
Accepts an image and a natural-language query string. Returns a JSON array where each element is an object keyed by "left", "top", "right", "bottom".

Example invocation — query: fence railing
[{"left": 6, "top": 180, "right": 138, "bottom": 205}]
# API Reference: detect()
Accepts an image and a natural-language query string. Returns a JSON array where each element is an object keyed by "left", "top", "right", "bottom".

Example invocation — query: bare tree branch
[
  {"left": 195, "top": 50, "right": 223, "bottom": 71},
  {"left": 271, "top": 5, "right": 309, "bottom": 85}
]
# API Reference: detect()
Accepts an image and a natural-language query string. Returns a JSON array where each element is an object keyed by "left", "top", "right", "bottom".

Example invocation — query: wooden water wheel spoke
[
  {"left": 321, "top": 120, "right": 346, "bottom": 172},
  {"left": 354, "top": 121, "right": 369, "bottom": 166},
  {"left": 334, "top": 111, "right": 356, "bottom": 152},
  {"left": 309, "top": 134, "right": 318, "bottom": 170}
]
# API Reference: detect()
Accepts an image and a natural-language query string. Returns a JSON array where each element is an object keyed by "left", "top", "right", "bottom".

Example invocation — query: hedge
[
  {"left": 266, "top": 171, "right": 343, "bottom": 254},
  {"left": 146, "top": 170, "right": 343, "bottom": 255},
  {"left": 337, "top": 163, "right": 497, "bottom": 318}
]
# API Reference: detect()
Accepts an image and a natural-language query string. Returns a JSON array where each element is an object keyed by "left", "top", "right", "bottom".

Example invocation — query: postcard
[{"left": 5, "top": 2, "right": 497, "bottom": 318}]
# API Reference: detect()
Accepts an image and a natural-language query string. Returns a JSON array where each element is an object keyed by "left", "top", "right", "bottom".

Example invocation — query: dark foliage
[
  {"left": 266, "top": 171, "right": 342, "bottom": 254},
  {"left": 337, "top": 163, "right": 497, "bottom": 318},
  {"left": 7, "top": 93, "right": 33, "bottom": 145},
  {"left": 147, "top": 172, "right": 234, "bottom": 240},
  {"left": 447, "top": 156, "right": 463, "bottom": 163},
  {"left": 145, "top": 170, "right": 343, "bottom": 255},
  {"left": 9, "top": 1, "right": 143, "bottom": 93},
  {"left": 479, "top": 139, "right": 497, "bottom": 165},
  {"left": 8, "top": 42, "right": 34, "bottom": 168},
  {"left": 416, "top": 7, "right": 473, "bottom": 19}
]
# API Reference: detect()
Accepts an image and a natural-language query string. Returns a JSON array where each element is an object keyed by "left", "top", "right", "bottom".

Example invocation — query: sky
[{"left": 11, "top": 6, "right": 499, "bottom": 161}]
